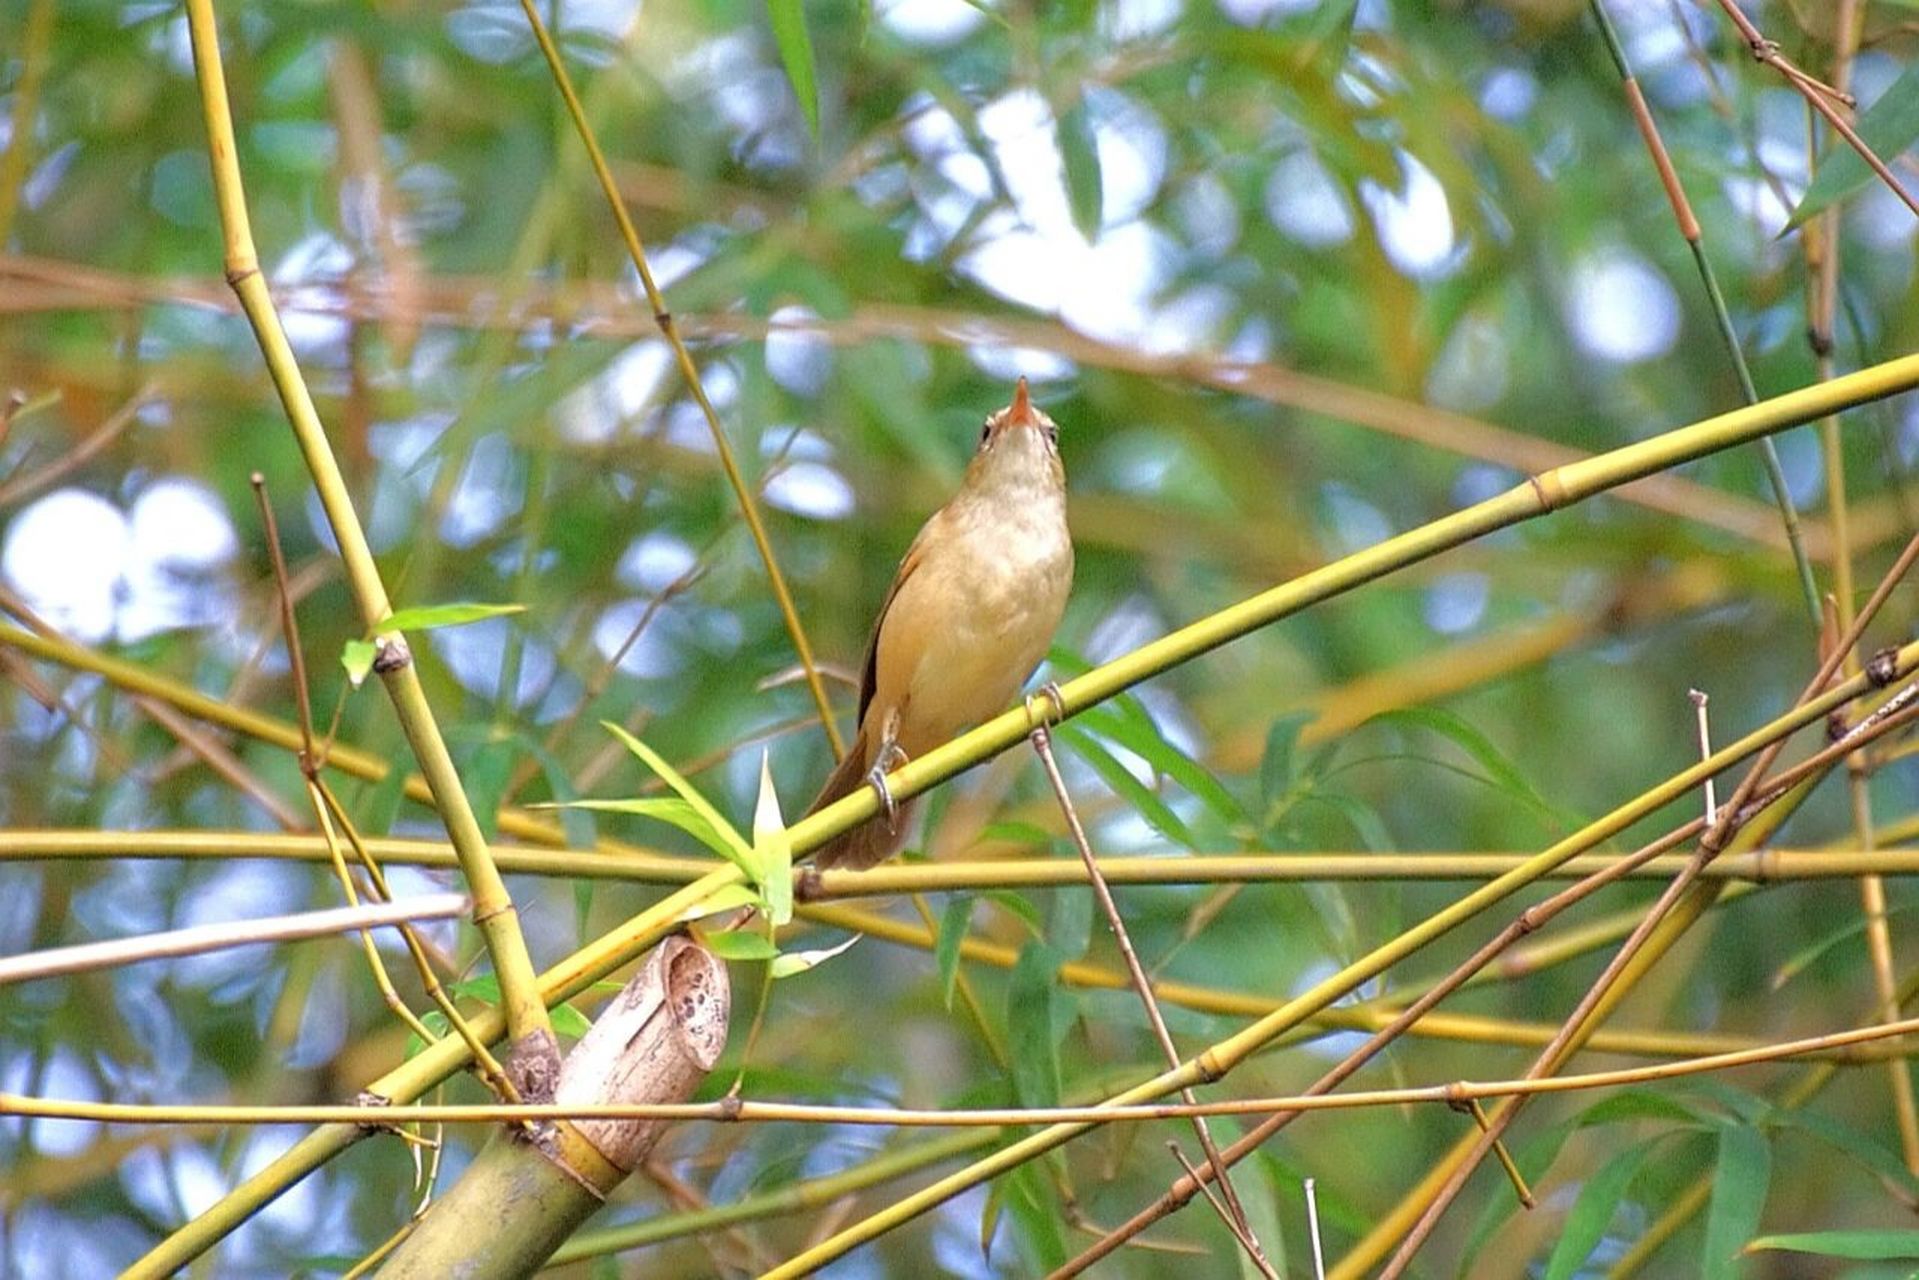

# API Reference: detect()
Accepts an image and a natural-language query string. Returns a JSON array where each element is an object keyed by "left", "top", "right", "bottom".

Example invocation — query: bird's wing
[{"left": 854, "top": 519, "right": 938, "bottom": 724}]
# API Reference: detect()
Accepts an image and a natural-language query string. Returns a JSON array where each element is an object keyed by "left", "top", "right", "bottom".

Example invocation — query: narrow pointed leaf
[
  {"left": 770, "top": 933, "right": 858, "bottom": 978},
  {"left": 767, "top": 0, "right": 820, "bottom": 138}
]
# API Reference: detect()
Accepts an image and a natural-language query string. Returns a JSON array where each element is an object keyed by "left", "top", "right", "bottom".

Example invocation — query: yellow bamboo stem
[{"left": 181, "top": 0, "right": 551, "bottom": 1055}]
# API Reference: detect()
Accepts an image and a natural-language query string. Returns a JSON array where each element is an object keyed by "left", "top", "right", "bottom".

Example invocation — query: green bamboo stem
[
  {"left": 17, "top": 828, "right": 1919, "bottom": 888},
  {"left": 512, "top": 0, "right": 843, "bottom": 760},
  {"left": 1588, "top": 0, "right": 1820, "bottom": 622},
  {"left": 109, "top": 353, "right": 1919, "bottom": 1272},
  {"left": 181, "top": 0, "right": 552, "bottom": 1057}
]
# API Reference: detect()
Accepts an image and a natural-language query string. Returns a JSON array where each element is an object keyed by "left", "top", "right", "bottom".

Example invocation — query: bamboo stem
[{"left": 181, "top": 0, "right": 554, "bottom": 1061}]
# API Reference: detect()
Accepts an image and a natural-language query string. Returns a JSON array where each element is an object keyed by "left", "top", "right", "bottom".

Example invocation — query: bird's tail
[{"left": 805, "top": 729, "right": 917, "bottom": 871}]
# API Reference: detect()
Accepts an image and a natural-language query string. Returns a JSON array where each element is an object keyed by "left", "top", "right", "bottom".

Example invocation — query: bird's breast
[{"left": 883, "top": 490, "right": 1072, "bottom": 753}]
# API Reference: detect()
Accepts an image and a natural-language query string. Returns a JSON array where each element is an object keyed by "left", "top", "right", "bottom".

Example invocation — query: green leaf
[
  {"left": 1778, "top": 1109, "right": 1919, "bottom": 1201},
  {"left": 550, "top": 1002, "right": 592, "bottom": 1038},
  {"left": 376, "top": 602, "right": 526, "bottom": 635},
  {"left": 1745, "top": 1230, "right": 1919, "bottom": 1260},
  {"left": 1055, "top": 722, "right": 1198, "bottom": 849},
  {"left": 588, "top": 723, "right": 761, "bottom": 889},
  {"left": 1787, "top": 60, "right": 1919, "bottom": 230},
  {"left": 936, "top": 896, "right": 972, "bottom": 1010},
  {"left": 1057, "top": 98, "right": 1103, "bottom": 242},
  {"left": 767, "top": 0, "right": 819, "bottom": 139},
  {"left": 1007, "top": 941, "right": 1063, "bottom": 1109},
  {"left": 340, "top": 638, "right": 377, "bottom": 688},
  {"left": 356, "top": 755, "right": 409, "bottom": 837},
  {"left": 1364, "top": 706, "right": 1564, "bottom": 825},
  {"left": 675, "top": 881, "right": 763, "bottom": 924},
  {"left": 1002, "top": 1159, "right": 1069, "bottom": 1270},
  {"left": 1702, "top": 1123, "right": 1771, "bottom": 1280},
  {"left": 1259, "top": 711, "right": 1315, "bottom": 809},
  {"left": 977, "top": 820, "right": 1056, "bottom": 850},
  {"left": 1544, "top": 1140, "right": 1659, "bottom": 1280},
  {"left": 702, "top": 930, "right": 779, "bottom": 962},
  {"left": 1769, "top": 902, "right": 1918, "bottom": 990},
  {"left": 752, "top": 751, "right": 793, "bottom": 927},
  {"left": 544, "top": 797, "right": 742, "bottom": 863},
  {"left": 460, "top": 736, "right": 516, "bottom": 843},
  {"left": 983, "top": 890, "right": 1045, "bottom": 938},
  {"left": 770, "top": 933, "right": 858, "bottom": 978},
  {"left": 1084, "top": 697, "right": 1245, "bottom": 825},
  {"left": 1047, "top": 877, "right": 1093, "bottom": 959}
]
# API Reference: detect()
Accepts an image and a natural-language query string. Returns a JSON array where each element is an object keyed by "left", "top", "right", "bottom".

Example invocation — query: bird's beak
[{"left": 1006, "top": 376, "right": 1035, "bottom": 428}]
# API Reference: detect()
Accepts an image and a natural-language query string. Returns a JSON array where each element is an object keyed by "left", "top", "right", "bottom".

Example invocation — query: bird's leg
[{"left": 866, "top": 709, "right": 909, "bottom": 831}]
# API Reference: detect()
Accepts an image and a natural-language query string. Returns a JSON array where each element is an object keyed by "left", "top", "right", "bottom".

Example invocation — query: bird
[{"left": 805, "top": 377, "right": 1074, "bottom": 870}]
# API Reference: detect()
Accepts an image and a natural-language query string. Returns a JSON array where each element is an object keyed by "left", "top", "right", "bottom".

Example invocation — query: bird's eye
[
  {"left": 1045, "top": 424, "right": 1059, "bottom": 446},
  {"left": 979, "top": 420, "right": 993, "bottom": 446}
]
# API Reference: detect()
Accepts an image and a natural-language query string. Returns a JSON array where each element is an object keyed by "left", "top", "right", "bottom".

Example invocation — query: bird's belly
[{"left": 894, "top": 530, "right": 1070, "bottom": 754}]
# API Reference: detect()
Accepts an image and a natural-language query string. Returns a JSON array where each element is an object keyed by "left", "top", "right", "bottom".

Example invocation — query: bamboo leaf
[
  {"left": 1768, "top": 902, "right": 1917, "bottom": 990},
  {"left": 770, "top": 933, "right": 858, "bottom": 978},
  {"left": 1702, "top": 1123, "right": 1772, "bottom": 1279},
  {"left": 1007, "top": 941, "right": 1063, "bottom": 1109},
  {"left": 340, "top": 638, "right": 377, "bottom": 687},
  {"left": 1544, "top": 1140, "right": 1659, "bottom": 1280},
  {"left": 1787, "top": 61, "right": 1919, "bottom": 229},
  {"left": 767, "top": 0, "right": 820, "bottom": 138},
  {"left": 540, "top": 797, "right": 742, "bottom": 865},
  {"left": 675, "top": 882, "right": 762, "bottom": 924},
  {"left": 1055, "top": 721, "right": 1198, "bottom": 849},
  {"left": 1084, "top": 696, "right": 1246, "bottom": 825},
  {"left": 702, "top": 930, "right": 779, "bottom": 962},
  {"left": 752, "top": 750, "right": 793, "bottom": 927},
  {"left": 936, "top": 896, "right": 972, "bottom": 1010},
  {"left": 1745, "top": 1230, "right": 1919, "bottom": 1260},
  {"left": 375, "top": 602, "right": 525, "bottom": 634},
  {"left": 1057, "top": 99, "right": 1103, "bottom": 242}
]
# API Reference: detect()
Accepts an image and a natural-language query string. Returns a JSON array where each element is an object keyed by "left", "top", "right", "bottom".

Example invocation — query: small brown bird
[{"left": 807, "top": 378, "right": 1074, "bottom": 869}]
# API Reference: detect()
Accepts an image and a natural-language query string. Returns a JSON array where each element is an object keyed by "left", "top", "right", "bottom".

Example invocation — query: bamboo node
[
  {"left": 1868, "top": 646, "right": 1900, "bottom": 686},
  {"left": 223, "top": 264, "right": 260, "bottom": 287},
  {"left": 372, "top": 634, "right": 412, "bottom": 674},
  {"left": 794, "top": 865, "right": 824, "bottom": 901},
  {"left": 505, "top": 1028, "right": 562, "bottom": 1105},
  {"left": 352, "top": 1089, "right": 395, "bottom": 1134},
  {"left": 1525, "top": 469, "right": 1569, "bottom": 511}
]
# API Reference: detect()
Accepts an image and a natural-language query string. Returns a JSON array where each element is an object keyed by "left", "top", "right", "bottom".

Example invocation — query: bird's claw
[
  {"left": 867, "top": 741, "right": 908, "bottom": 830},
  {"left": 1025, "top": 680, "right": 1068, "bottom": 730}
]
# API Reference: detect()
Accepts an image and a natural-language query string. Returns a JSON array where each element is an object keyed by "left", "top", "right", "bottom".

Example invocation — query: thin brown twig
[
  {"left": 1030, "top": 720, "right": 1276, "bottom": 1277},
  {"left": 0, "top": 382, "right": 155, "bottom": 509},
  {"left": 1706, "top": 0, "right": 1919, "bottom": 220},
  {"left": 512, "top": 0, "right": 844, "bottom": 760},
  {"left": 16, "top": 1004, "right": 1919, "bottom": 1129}
]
